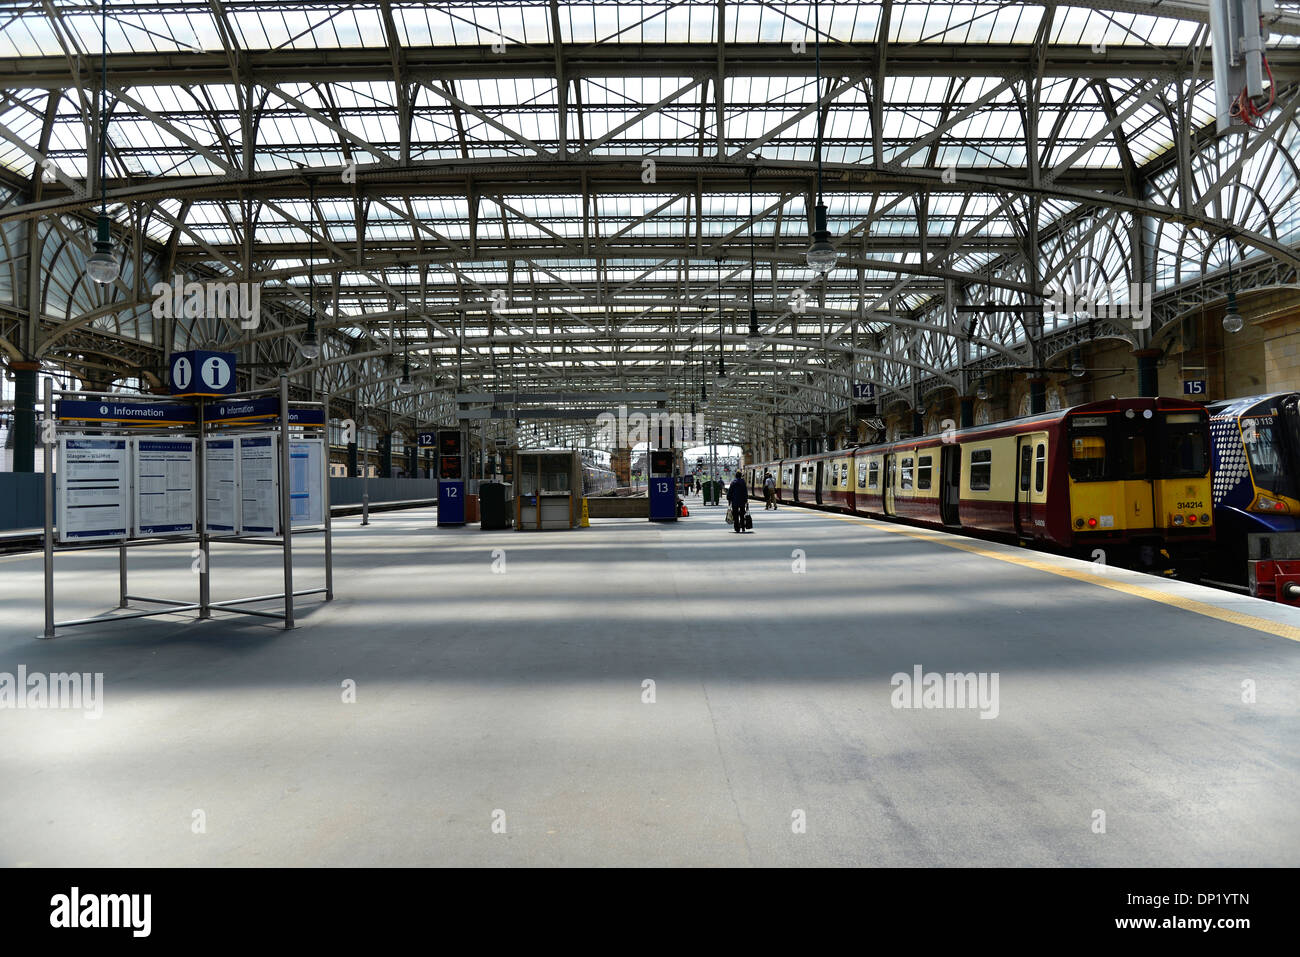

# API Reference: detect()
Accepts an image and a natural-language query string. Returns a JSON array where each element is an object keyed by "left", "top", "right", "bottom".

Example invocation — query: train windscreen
[
  {"left": 1241, "top": 413, "right": 1297, "bottom": 498},
  {"left": 1068, "top": 415, "right": 1112, "bottom": 481},
  {"left": 1159, "top": 412, "right": 1210, "bottom": 479}
]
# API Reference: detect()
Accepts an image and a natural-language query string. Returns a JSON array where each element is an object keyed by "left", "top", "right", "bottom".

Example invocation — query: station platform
[{"left": 1, "top": 498, "right": 1297, "bottom": 867}]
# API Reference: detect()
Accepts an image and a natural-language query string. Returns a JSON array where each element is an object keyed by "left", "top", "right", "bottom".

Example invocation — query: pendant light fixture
[
  {"left": 299, "top": 183, "right": 321, "bottom": 359},
  {"left": 85, "top": 0, "right": 120, "bottom": 284},
  {"left": 1223, "top": 247, "right": 1244, "bottom": 333},
  {"left": 805, "top": 0, "right": 838, "bottom": 275}
]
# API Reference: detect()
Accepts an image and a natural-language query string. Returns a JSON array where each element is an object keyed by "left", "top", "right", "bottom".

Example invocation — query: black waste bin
[{"left": 479, "top": 481, "right": 513, "bottom": 529}]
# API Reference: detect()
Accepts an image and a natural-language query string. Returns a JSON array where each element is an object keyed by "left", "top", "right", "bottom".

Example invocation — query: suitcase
[{"left": 743, "top": 512, "right": 753, "bottom": 530}]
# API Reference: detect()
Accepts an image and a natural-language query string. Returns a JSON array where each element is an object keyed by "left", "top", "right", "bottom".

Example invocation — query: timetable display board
[
  {"left": 57, "top": 437, "right": 131, "bottom": 543},
  {"left": 288, "top": 437, "right": 325, "bottom": 528},
  {"left": 238, "top": 433, "right": 279, "bottom": 535},
  {"left": 132, "top": 437, "right": 196, "bottom": 537},
  {"left": 204, "top": 437, "right": 240, "bottom": 533}
]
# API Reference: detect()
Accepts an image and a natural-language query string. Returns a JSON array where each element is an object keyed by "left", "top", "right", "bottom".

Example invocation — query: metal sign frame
[{"left": 39, "top": 375, "right": 333, "bottom": 639}]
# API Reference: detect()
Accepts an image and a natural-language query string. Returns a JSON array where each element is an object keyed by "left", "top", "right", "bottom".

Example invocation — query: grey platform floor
[{"left": 1, "top": 498, "right": 1297, "bottom": 867}]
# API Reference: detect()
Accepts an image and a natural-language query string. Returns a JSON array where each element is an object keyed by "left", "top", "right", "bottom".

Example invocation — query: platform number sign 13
[{"left": 654, "top": 479, "right": 670, "bottom": 496}]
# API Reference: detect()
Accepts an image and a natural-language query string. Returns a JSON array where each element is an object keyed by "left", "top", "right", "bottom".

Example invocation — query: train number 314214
[{"left": 1177, "top": 501, "right": 1203, "bottom": 510}]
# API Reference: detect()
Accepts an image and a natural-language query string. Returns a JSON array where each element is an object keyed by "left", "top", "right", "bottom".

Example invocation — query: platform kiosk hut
[{"left": 513, "top": 449, "right": 582, "bottom": 530}]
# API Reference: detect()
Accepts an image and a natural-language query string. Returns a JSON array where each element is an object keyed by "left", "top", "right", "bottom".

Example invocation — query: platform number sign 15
[{"left": 1183, "top": 379, "right": 1207, "bottom": 396}]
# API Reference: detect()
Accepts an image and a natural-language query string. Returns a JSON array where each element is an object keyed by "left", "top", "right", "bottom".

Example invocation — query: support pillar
[
  {"left": 960, "top": 395, "right": 974, "bottom": 429},
  {"left": 1029, "top": 378, "right": 1046, "bottom": 415},
  {"left": 1135, "top": 349, "right": 1160, "bottom": 397},
  {"left": 379, "top": 431, "right": 393, "bottom": 478},
  {"left": 347, "top": 441, "right": 359, "bottom": 477},
  {"left": 10, "top": 360, "right": 38, "bottom": 473}
]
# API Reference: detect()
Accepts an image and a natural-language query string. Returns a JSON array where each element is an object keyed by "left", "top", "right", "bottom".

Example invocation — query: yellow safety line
[{"left": 822, "top": 511, "right": 1300, "bottom": 643}]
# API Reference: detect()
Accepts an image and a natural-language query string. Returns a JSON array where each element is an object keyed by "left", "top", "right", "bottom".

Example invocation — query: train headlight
[
  {"left": 1074, "top": 518, "right": 1084, "bottom": 529},
  {"left": 1087, "top": 517, "right": 1098, "bottom": 528},
  {"left": 1172, "top": 514, "right": 1185, "bottom": 526},
  {"left": 1201, "top": 513, "right": 1211, "bottom": 524},
  {"left": 1187, "top": 513, "right": 1198, "bottom": 524},
  {"left": 1253, "top": 496, "right": 1288, "bottom": 513}
]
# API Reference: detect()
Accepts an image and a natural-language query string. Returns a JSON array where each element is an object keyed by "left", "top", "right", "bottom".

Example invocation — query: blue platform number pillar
[
  {"left": 437, "top": 429, "right": 465, "bottom": 526},
  {"left": 648, "top": 448, "right": 677, "bottom": 522}
]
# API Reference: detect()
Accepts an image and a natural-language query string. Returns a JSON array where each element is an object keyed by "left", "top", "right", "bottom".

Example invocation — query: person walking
[
  {"left": 762, "top": 469, "right": 777, "bottom": 510},
  {"left": 727, "top": 470, "right": 750, "bottom": 533}
]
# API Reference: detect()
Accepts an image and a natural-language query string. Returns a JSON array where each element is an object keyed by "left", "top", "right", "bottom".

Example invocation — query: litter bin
[{"left": 479, "top": 482, "right": 513, "bottom": 529}]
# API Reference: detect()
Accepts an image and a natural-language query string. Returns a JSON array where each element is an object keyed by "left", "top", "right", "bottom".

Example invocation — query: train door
[
  {"left": 1015, "top": 436, "right": 1033, "bottom": 535},
  {"left": 1122, "top": 413, "right": 1155, "bottom": 530},
  {"left": 883, "top": 454, "right": 896, "bottom": 516},
  {"left": 940, "top": 444, "right": 961, "bottom": 526},
  {"left": 814, "top": 460, "right": 824, "bottom": 505}
]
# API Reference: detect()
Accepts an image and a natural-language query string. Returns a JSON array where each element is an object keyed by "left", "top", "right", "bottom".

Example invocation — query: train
[
  {"left": 747, "top": 397, "right": 1215, "bottom": 573},
  {"left": 582, "top": 462, "right": 619, "bottom": 495},
  {"left": 1206, "top": 392, "right": 1300, "bottom": 599}
]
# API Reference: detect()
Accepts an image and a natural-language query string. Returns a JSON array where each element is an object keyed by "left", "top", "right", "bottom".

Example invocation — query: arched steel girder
[{"left": 9, "top": 155, "right": 1298, "bottom": 273}]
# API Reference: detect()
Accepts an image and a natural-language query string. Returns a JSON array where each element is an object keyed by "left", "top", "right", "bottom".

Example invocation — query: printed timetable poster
[
  {"left": 239, "top": 433, "right": 279, "bottom": 535},
  {"left": 204, "top": 437, "right": 240, "bottom": 533},
  {"left": 132, "top": 438, "right": 196, "bottom": 537},
  {"left": 58, "top": 437, "right": 130, "bottom": 543},
  {"left": 288, "top": 438, "right": 325, "bottom": 528}
]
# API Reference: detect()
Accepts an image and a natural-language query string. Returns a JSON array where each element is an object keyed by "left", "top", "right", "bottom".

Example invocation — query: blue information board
[
  {"left": 649, "top": 475, "right": 677, "bottom": 522},
  {"left": 438, "top": 479, "right": 465, "bottom": 525}
]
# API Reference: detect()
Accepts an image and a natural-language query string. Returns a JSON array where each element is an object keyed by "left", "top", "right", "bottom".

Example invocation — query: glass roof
[{"left": 3, "top": 0, "right": 1300, "bottom": 428}]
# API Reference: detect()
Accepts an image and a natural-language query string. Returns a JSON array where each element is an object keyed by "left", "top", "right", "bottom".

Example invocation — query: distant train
[
  {"left": 748, "top": 397, "right": 1215, "bottom": 573},
  {"left": 582, "top": 462, "right": 619, "bottom": 495},
  {"left": 329, "top": 463, "right": 381, "bottom": 478}
]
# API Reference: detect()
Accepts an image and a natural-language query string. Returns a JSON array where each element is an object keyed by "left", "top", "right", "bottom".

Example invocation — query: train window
[
  {"left": 858, "top": 462, "right": 868, "bottom": 488},
  {"left": 900, "top": 457, "right": 914, "bottom": 490},
  {"left": 1161, "top": 413, "right": 1210, "bottom": 479},
  {"left": 868, "top": 461, "right": 880, "bottom": 489},
  {"left": 841, "top": 463, "right": 850, "bottom": 488},
  {"left": 1069, "top": 434, "right": 1109, "bottom": 481},
  {"left": 1019, "top": 446, "right": 1032, "bottom": 491},
  {"left": 1035, "top": 443, "right": 1046, "bottom": 493},
  {"left": 970, "top": 449, "right": 992, "bottom": 491},
  {"left": 917, "top": 456, "right": 932, "bottom": 490}
]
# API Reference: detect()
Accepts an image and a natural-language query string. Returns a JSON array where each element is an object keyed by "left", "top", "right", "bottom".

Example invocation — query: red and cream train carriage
[{"left": 748, "top": 397, "right": 1214, "bottom": 566}]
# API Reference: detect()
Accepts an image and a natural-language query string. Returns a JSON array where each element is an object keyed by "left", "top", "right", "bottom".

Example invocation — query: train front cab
[
  {"left": 1064, "top": 399, "right": 1212, "bottom": 566},
  {"left": 1208, "top": 393, "right": 1300, "bottom": 588}
]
